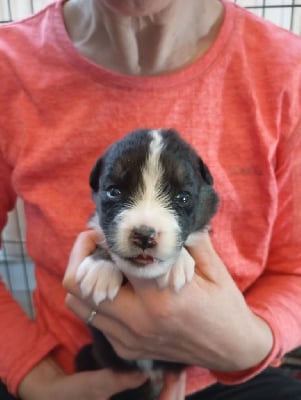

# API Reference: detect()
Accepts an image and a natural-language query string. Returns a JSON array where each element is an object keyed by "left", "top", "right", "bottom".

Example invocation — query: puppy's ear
[
  {"left": 198, "top": 159, "right": 214, "bottom": 185},
  {"left": 89, "top": 157, "right": 103, "bottom": 192}
]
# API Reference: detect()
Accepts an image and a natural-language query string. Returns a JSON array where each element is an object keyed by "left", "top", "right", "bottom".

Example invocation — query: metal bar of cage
[{"left": 245, "top": 5, "right": 301, "bottom": 9}]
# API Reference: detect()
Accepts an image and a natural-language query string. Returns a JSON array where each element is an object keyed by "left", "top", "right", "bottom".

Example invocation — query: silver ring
[{"left": 86, "top": 309, "right": 97, "bottom": 326}]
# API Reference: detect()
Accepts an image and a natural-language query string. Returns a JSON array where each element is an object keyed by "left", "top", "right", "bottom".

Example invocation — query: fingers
[
  {"left": 66, "top": 293, "right": 159, "bottom": 362},
  {"left": 185, "top": 230, "right": 229, "bottom": 281},
  {"left": 66, "top": 279, "right": 138, "bottom": 320},
  {"left": 82, "top": 359, "right": 185, "bottom": 400},
  {"left": 79, "top": 366, "right": 184, "bottom": 400},
  {"left": 158, "top": 371, "right": 186, "bottom": 400},
  {"left": 63, "top": 230, "right": 101, "bottom": 290},
  {"left": 87, "top": 369, "right": 148, "bottom": 398},
  {"left": 66, "top": 293, "right": 137, "bottom": 352},
  {"left": 55, "top": 368, "right": 147, "bottom": 400}
]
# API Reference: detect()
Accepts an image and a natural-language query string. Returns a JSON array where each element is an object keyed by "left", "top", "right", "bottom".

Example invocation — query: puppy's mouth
[{"left": 127, "top": 253, "right": 155, "bottom": 266}]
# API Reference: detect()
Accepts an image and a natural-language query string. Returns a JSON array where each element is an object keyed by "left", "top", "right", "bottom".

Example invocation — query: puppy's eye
[
  {"left": 175, "top": 191, "right": 191, "bottom": 206},
  {"left": 106, "top": 186, "right": 122, "bottom": 200}
]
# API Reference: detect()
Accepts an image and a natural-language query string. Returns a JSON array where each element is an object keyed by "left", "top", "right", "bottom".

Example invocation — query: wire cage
[
  {"left": 235, "top": 0, "right": 301, "bottom": 32},
  {"left": 0, "top": 0, "right": 300, "bottom": 319}
]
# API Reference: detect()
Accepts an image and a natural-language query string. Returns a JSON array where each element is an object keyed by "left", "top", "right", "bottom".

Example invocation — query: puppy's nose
[{"left": 131, "top": 226, "right": 157, "bottom": 250}]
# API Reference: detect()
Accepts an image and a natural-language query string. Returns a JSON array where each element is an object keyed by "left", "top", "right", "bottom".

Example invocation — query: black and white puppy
[{"left": 76, "top": 128, "right": 219, "bottom": 400}]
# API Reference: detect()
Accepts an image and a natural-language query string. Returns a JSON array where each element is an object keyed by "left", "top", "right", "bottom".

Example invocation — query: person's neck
[{"left": 63, "top": 0, "right": 224, "bottom": 75}]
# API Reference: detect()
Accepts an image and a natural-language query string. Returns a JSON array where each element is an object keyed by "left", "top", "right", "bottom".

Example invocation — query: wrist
[
  {"left": 18, "top": 357, "right": 65, "bottom": 399},
  {"left": 211, "top": 313, "right": 276, "bottom": 385},
  {"left": 228, "top": 311, "right": 274, "bottom": 372}
]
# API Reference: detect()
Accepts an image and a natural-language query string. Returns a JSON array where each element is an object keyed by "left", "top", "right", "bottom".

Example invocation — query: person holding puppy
[{"left": 0, "top": 0, "right": 301, "bottom": 399}]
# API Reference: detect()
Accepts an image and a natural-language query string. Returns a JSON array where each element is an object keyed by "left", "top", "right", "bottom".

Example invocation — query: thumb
[
  {"left": 63, "top": 229, "right": 101, "bottom": 290},
  {"left": 98, "top": 369, "right": 148, "bottom": 397},
  {"left": 185, "top": 231, "right": 228, "bottom": 281},
  {"left": 158, "top": 371, "right": 186, "bottom": 400},
  {"left": 76, "top": 369, "right": 148, "bottom": 399}
]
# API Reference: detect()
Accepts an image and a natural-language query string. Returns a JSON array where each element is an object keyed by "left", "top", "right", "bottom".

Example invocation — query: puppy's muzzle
[{"left": 131, "top": 225, "right": 157, "bottom": 250}]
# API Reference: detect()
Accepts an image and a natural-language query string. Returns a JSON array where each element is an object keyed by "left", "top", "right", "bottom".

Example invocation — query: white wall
[{"left": 0, "top": 0, "right": 51, "bottom": 21}]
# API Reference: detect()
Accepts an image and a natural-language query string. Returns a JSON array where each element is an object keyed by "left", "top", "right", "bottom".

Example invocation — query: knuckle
[
  {"left": 64, "top": 293, "right": 79, "bottom": 313},
  {"left": 150, "top": 301, "right": 174, "bottom": 322},
  {"left": 128, "top": 319, "right": 157, "bottom": 343},
  {"left": 113, "top": 342, "right": 139, "bottom": 360}
]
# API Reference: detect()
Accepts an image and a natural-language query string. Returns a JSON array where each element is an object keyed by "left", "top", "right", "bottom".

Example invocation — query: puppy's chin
[{"left": 110, "top": 253, "right": 177, "bottom": 279}]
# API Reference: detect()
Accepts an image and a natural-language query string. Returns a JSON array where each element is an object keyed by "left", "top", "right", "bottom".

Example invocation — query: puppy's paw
[
  {"left": 156, "top": 248, "right": 195, "bottom": 292},
  {"left": 76, "top": 256, "right": 123, "bottom": 304}
]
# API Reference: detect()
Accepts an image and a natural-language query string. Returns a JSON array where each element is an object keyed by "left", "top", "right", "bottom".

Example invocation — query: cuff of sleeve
[
  {"left": 211, "top": 308, "right": 281, "bottom": 385},
  {"left": 6, "top": 334, "right": 59, "bottom": 397}
]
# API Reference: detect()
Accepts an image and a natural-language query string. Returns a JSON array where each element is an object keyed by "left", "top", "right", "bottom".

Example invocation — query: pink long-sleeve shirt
[{"left": 0, "top": 0, "right": 301, "bottom": 396}]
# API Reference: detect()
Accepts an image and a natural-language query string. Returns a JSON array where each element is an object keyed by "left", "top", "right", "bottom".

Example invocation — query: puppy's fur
[{"left": 76, "top": 128, "right": 219, "bottom": 399}]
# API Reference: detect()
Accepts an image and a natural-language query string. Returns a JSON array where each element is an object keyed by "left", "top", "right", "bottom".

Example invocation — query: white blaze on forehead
[
  {"left": 149, "top": 129, "right": 164, "bottom": 155},
  {"left": 132, "top": 128, "right": 170, "bottom": 228},
  {"left": 140, "top": 129, "right": 164, "bottom": 201}
]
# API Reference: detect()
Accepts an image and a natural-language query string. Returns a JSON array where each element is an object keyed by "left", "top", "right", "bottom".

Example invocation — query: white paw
[
  {"left": 76, "top": 256, "right": 123, "bottom": 304},
  {"left": 156, "top": 248, "right": 195, "bottom": 292}
]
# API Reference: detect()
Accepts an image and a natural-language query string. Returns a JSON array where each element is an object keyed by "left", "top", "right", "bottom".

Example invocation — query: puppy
[{"left": 76, "top": 128, "right": 219, "bottom": 399}]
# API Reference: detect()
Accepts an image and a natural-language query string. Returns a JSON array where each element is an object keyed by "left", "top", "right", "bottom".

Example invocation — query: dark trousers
[
  {"left": 1, "top": 367, "right": 301, "bottom": 399},
  {"left": 0, "top": 381, "right": 19, "bottom": 400},
  {"left": 187, "top": 368, "right": 301, "bottom": 400}
]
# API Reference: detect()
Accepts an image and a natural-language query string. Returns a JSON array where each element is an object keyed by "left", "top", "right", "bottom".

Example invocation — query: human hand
[
  {"left": 158, "top": 371, "right": 186, "bottom": 400},
  {"left": 64, "top": 230, "right": 273, "bottom": 376},
  {"left": 18, "top": 356, "right": 148, "bottom": 400}
]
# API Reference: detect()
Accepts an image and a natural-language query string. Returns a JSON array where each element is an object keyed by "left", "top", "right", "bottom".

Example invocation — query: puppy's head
[{"left": 90, "top": 128, "right": 218, "bottom": 279}]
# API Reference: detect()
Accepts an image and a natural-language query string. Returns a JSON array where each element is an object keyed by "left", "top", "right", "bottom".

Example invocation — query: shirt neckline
[{"left": 53, "top": 0, "right": 237, "bottom": 90}]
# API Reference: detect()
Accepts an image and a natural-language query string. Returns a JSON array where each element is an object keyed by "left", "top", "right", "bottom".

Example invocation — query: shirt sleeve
[
  {"left": 0, "top": 155, "right": 59, "bottom": 396},
  {"left": 213, "top": 119, "right": 301, "bottom": 384}
]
